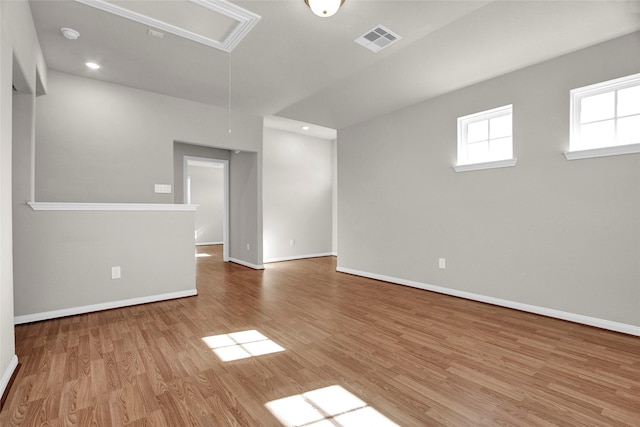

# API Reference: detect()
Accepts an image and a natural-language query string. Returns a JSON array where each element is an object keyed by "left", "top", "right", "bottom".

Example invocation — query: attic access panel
[{"left": 75, "top": 0, "right": 261, "bottom": 52}]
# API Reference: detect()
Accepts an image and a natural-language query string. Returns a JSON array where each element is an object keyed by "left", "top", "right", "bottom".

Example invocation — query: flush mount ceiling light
[
  {"left": 61, "top": 27, "right": 80, "bottom": 40},
  {"left": 304, "top": 0, "right": 345, "bottom": 17},
  {"left": 85, "top": 62, "right": 101, "bottom": 70}
]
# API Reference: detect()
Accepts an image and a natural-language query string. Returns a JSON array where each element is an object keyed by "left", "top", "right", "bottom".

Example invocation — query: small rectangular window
[
  {"left": 567, "top": 73, "right": 640, "bottom": 160},
  {"left": 455, "top": 105, "right": 516, "bottom": 172}
]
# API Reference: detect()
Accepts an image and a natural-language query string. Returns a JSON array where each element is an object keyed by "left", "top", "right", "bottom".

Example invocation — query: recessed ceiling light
[
  {"left": 85, "top": 62, "right": 101, "bottom": 70},
  {"left": 302, "top": 126, "right": 310, "bottom": 131}
]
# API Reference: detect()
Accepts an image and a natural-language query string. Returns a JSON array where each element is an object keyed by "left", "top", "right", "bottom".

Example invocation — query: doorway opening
[{"left": 184, "top": 156, "right": 229, "bottom": 262}]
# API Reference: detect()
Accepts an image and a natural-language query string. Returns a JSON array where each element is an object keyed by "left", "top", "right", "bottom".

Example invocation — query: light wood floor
[{"left": 1, "top": 245, "right": 639, "bottom": 426}]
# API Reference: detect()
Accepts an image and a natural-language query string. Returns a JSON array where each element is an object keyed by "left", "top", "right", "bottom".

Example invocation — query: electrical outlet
[
  {"left": 438, "top": 258, "right": 446, "bottom": 269},
  {"left": 246, "top": 243, "right": 250, "bottom": 251},
  {"left": 111, "top": 266, "right": 121, "bottom": 279},
  {"left": 290, "top": 239, "right": 295, "bottom": 246}
]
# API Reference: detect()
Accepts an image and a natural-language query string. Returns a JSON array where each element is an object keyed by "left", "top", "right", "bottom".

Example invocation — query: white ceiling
[
  {"left": 264, "top": 115, "right": 337, "bottom": 140},
  {"left": 29, "top": 0, "right": 640, "bottom": 133}
]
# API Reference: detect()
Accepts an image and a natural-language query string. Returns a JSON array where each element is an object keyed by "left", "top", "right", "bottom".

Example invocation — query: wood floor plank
[
  {"left": 58, "top": 380, "right": 79, "bottom": 427},
  {"left": 2, "top": 244, "right": 639, "bottom": 426}
]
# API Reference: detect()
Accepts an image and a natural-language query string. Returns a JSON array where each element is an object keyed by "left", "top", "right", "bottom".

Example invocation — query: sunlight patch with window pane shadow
[
  {"left": 265, "top": 385, "right": 399, "bottom": 427},
  {"left": 202, "top": 330, "right": 284, "bottom": 362}
]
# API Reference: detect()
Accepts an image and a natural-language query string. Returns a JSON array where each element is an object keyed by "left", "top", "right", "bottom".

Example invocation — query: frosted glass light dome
[{"left": 305, "top": 0, "right": 345, "bottom": 17}]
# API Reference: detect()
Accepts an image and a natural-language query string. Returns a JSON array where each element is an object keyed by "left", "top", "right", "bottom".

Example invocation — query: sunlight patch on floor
[
  {"left": 265, "top": 385, "right": 399, "bottom": 427},
  {"left": 202, "top": 330, "right": 285, "bottom": 362}
]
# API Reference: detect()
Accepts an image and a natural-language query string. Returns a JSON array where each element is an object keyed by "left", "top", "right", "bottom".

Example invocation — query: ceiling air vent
[{"left": 354, "top": 25, "right": 401, "bottom": 53}]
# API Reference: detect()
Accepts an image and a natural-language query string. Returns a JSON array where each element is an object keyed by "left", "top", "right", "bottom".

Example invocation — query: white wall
[
  {"left": 263, "top": 127, "right": 334, "bottom": 262},
  {"left": 189, "top": 164, "right": 224, "bottom": 245},
  {"left": 338, "top": 33, "right": 640, "bottom": 333},
  {"left": 0, "top": 0, "right": 47, "bottom": 399}
]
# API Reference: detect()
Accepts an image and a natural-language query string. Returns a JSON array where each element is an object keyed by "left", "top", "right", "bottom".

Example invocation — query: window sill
[
  {"left": 564, "top": 143, "right": 640, "bottom": 160},
  {"left": 453, "top": 158, "right": 517, "bottom": 173}
]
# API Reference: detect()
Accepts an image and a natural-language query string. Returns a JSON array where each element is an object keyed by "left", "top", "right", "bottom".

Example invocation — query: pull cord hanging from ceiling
[{"left": 228, "top": 52, "right": 232, "bottom": 134}]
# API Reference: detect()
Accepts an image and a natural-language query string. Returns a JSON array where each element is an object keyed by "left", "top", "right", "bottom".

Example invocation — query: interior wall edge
[
  {"left": 228, "top": 257, "right": 264, "bottom": 270},
  {"left": 0, "top": 355, "right": 18, "bottom": 403}
]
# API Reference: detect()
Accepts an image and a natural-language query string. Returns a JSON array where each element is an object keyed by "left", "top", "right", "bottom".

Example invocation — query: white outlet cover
[
  {"left": 111, "top": 266, "right": 121, "bottom": 279},
  {"left": 438, "top": 258, "right": 446, "bottom": 269}
]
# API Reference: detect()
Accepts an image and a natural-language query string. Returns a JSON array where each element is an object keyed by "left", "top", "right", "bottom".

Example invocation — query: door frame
[{"left": 183, "top": 156, "right": 229, "bottom": 262}]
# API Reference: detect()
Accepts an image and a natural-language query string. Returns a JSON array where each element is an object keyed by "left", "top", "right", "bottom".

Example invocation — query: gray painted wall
[
  {"left": 229, "top": 150, "right": 262, "bottom": 266},
  {"left": 263, "top": 127, "right": 334, "bottom": 261},
  {"left": 34, "top": 71, "right": 263, "bottom": 267},
  {"left": 12, "top": 76, "right": 199, "bottom": 318},
  {"left": 35, "top": 71, "right": 261, "bottom": 204},
  {"left": 189, "top": 164, "right": 224, "bottom": 245},
  {"left": 1, "top": 0, "right": 47, "bottom": 395},
  {"left": 11, "top": 73, "right": 197, "bottom": 320},
  {"left": 13, "top": 208, "right": 196, "bottom": 317},
  {"left": 338, "top": 33, "right": 640, "bottom": 328},
  {"left": 11, "top": 68, "right": 265, "bottom": 320}
]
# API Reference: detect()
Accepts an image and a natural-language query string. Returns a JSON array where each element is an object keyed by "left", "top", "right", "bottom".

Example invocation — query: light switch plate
[{"left": 155, "top": 184, "right": 172, "bottom": 194}]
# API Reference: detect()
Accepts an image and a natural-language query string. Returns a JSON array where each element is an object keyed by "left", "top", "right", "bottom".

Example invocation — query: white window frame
[
  {"left": 565, "top": 73, "right": 640, "bottom": 160},
  {"left": 454, "top": 104, "right": 517, "bottom": 172}
]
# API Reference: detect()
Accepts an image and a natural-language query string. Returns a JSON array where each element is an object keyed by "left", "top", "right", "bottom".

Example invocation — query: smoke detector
[
  {"left": 61, "top": 27, "right": 80, "bottom": 40},
  {"left": 147, "top": 28, "right": 164, "bottom": 38}
]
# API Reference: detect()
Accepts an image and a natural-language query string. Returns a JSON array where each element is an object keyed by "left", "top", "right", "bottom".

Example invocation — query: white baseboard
[
  {"left": 264, "top": 252, "right": 337, "bottom": 264},
  {"left": 1, "top": 355, "right": 18, "bottom": 399},
  {"left": 14, "top": 289, "right": 198, "bottom": 325},
  {"left": 229, "top": 257, "right": 264, "bottom": 270},
  {"left": 196, "top": 242, "right": 223, "bottom": 246},
  {"left": 337, "top": 267, "right": 640, "bottom": 337}
]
